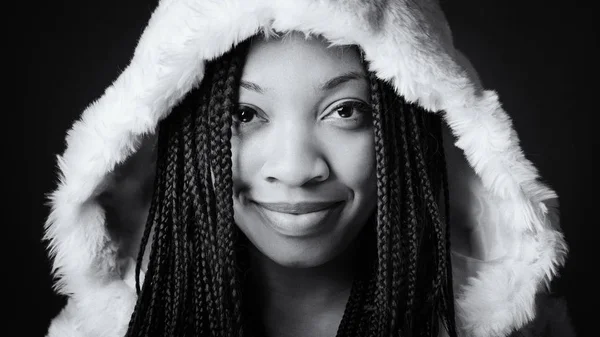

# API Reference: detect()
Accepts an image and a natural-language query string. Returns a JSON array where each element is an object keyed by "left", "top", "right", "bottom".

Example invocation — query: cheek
[
  {"left": 231, "top": 134, "right": 262, "bottom": 193},
  {"left": 322, "top": 129, "right": 377, "bottom": 196}
]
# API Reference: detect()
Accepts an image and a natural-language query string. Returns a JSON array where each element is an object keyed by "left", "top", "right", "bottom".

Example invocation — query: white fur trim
[{"left": 46, "top": 282, "right": 136, "bottom": 337}]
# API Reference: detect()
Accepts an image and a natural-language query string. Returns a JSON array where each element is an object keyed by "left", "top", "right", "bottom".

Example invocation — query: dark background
[{"left": 19, "top": 0, "right": 597, "bottom": 336}]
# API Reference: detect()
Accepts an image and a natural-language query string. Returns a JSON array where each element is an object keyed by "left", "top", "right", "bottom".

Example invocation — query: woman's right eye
[
  {"left": 231, "top": 105, "right": 268, "bottom": 134},
  {"left": 233, "top": 105, "right": 263, "bottom": 124}
]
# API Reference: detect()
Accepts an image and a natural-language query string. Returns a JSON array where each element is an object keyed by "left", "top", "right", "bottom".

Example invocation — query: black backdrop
[{"left": 19, "top": 0, "right": 597, "bottom": 336}]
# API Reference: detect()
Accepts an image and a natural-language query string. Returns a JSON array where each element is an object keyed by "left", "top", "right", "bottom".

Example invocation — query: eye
[
  {"left": 231, "top": 104, "right": 268, "bottom": 135},
  {"left": 322, "top": 100, "right": 372, "bottom": 128},
  {"left": 334, "top": 103, "right": 356, "bottom": 118},
  {"left": 233, "top": 105, "right": 259, "bottom": 124}
]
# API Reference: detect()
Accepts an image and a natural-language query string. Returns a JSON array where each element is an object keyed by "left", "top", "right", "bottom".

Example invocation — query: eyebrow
[
  {"left": 240, "top": 80, "right": 266, "bottom": 94},
  {"left": 320, "top": 71, "right": 367, "bottom": 91}
]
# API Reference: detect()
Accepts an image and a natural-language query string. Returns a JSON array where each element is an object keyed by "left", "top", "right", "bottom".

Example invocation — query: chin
[{"left": 268, "top": 249, "right": 330, "bottom": 268}]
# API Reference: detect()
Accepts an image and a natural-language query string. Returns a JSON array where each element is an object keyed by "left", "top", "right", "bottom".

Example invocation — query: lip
[
  {"left": 253, "top": 201, "right": 344, "bottom": 215},
  {"left": 251, "top": 200, "right": 345, "bottom": 237}
]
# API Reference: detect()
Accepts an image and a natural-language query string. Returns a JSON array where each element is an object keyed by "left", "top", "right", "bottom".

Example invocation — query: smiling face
[{"left": 231, "top": 33, "right": 377, "bottom": 268}]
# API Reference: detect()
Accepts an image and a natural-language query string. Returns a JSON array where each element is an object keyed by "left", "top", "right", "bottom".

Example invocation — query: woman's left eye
[
  {"left": 322, "top": 100, "right": 372, "bottom": 127},
  {"left": 334, "top": 103, "right": 357, "bottom": 118}
]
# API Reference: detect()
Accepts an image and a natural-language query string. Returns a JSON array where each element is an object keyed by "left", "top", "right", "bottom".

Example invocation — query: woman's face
[{"left": 231, "top": 33, "right": 377, "bottom": 268}]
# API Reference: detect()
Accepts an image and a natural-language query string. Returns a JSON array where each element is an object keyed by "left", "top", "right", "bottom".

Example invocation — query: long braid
[
  {"left": 147, "top": 125, "right": 175, "bottom": 336},
  {"left": 377, "top": 77, "right": 406, "bottom": 337},
  {"left": 179, "top": 110, "right": 194, "bottom": 335},
  {"left": 406, "top": 106, "right": 443, "bottom": 293},
  {"left": 179, "top": 104, "right": 199, "bottom": 335},
  {"left": 395, "top": 89, "right": 420, "bottom": 336},
  {"left": 126, "top": 123, "right": 169, "bottom": 336},
  {"left": 162, "top": 106, "right": 183, "bottom": 336},
  {"left": 199, "top": 81, "right": 220, "bottom": 334},
  {"left": 208, "top": 41, "right": 248, "bottom": 336},
  {"left": 186, "top": 106, "right": 206, "bottom": 336},
  {"left": 191, "top": 76, "right": 214, "bottom": 336},
  {"left": 152, "top": 119, "right": 178, "bottom": 336},
  {"left": 404, "top": 103, "right": 437, "bottom": 334},
  {"left": 132, "top": 108, "right": 181, "bottom": 336},
  {"left": 225, "top": 46, "right": 250, "bottom": 337},
  {"left": 170, "top": 111, "right": 189, "bottom": 336},
  {"left": 370, "top": 74, "right": 392, "bottom": 337},
  {"left": 208, "top": 57, "right": 230, "bottom": 335},
  {"left": 407, "top": 103, "right": 454, "bottom": 336},
  {"left": 408, "top": 101, "right": 457, "bottom": 336}
]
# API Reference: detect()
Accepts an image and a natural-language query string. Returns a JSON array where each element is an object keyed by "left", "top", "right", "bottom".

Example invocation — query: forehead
[{"left": 241, "top": 33, "right": 365, "bottom": 85}]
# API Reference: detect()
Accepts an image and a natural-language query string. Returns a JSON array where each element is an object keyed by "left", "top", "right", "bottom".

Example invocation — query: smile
[
  {"left": 251, "top": 200, "right": 345, "bottom": 237},
  {"left": 255, "top": 201, "right": 344, "bottom": 214}
]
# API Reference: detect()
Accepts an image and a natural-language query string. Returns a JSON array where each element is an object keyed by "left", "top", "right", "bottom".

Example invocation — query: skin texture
[{"left": 230, "top": 33, "right": 378, "bottom": 336}]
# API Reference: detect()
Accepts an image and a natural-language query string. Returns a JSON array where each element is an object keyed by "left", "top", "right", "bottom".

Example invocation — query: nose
[{"left": 261, "top": 122, "right": 330, "bottom": 187}]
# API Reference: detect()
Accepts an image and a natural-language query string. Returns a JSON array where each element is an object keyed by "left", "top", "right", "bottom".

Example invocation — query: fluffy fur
[{"left": 43, "top": 1, "right": 568, "bottom": 336}]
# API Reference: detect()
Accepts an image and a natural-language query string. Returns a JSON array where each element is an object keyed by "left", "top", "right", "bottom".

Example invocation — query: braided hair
[{"left": 124, "top": 37, "right": 457, "bottom": 337}]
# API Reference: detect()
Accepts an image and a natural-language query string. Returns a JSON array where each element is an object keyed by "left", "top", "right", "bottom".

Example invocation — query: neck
[{"left": 246, "top": 240, "right": 362, "bottom": 337}]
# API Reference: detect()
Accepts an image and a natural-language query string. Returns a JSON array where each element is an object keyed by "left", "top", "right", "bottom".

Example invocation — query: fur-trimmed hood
[{"left": 43, "top": 1, "right": 569, "bottom": 336}]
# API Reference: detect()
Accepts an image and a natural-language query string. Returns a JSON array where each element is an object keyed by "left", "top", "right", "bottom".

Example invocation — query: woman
[{"left": 43, "top": 1, "right": 571, "bottom": 336}]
